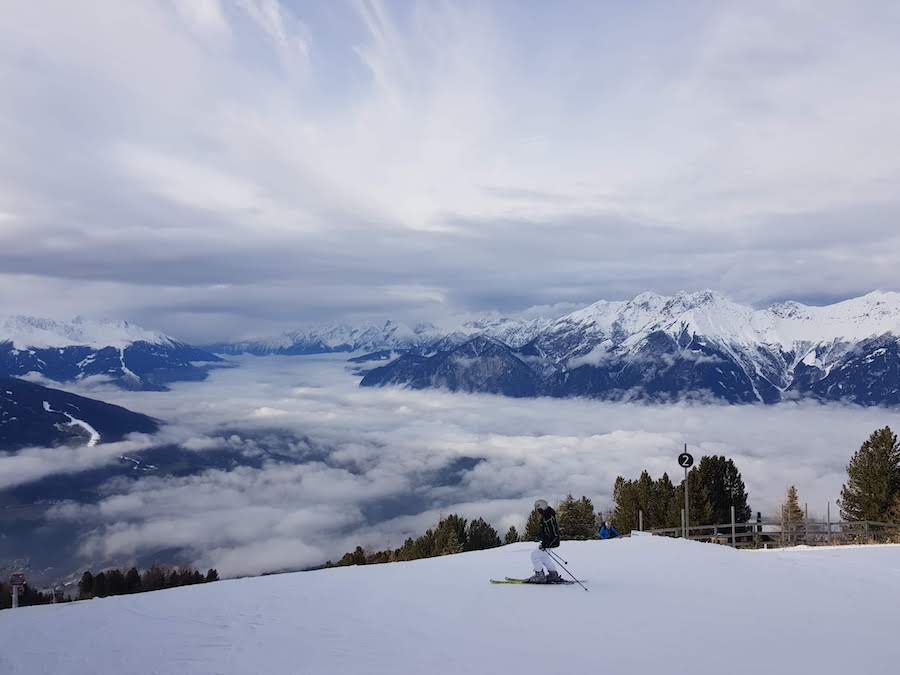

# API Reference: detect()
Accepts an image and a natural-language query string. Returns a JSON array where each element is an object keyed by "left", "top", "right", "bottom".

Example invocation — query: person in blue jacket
[{"left": 599, "top": 520, "right": 619, "bottom": 539}]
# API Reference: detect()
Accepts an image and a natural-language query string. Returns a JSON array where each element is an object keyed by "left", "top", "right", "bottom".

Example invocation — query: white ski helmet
[{"left": 534, "top": 499, "right": 549, "bottom": 511}]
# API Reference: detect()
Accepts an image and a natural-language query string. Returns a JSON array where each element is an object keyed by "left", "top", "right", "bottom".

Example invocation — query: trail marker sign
[
  {"left": 679, "top": 446, "right": 694, "bottom": 538},
  {"left": 9, "top": 573, "right": 25, "bottom": 609}
]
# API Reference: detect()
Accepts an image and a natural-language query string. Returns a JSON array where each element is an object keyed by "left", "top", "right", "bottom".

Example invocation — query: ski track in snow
[
  {"left": 119, "top": 348, "right": 140, "bottom": 383},
  {"left": 42, "top": 400, "right": 101, "bottom": 446},
  {"left": 2, "top": 537, "right": 900, "bottom": 675},
  {"left": 62, "top": 412, "right": 101, "bottom": 446}
]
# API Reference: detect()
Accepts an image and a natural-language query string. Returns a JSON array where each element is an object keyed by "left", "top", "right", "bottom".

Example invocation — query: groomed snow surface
[{"left": 3, "top": 536, "right": 900, "bottom": 675}]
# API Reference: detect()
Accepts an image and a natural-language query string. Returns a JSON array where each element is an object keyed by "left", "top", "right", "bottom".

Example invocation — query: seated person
[{"left": 598, "top": 520, "right": 619, "bottom": 539}]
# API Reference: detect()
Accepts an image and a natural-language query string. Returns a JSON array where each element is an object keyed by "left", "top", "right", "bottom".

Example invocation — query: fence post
[
  {"left": 865, "top": 521, "right": 870, "bottom": 543},
  {"left": 681, "top": 508, "right": 686, "bottom": 539},
  {"left": 827, "top": 501, "right": 832, "bottom": 546},
  {"left": 639, "top": 509, "right": 643, "bottom": 532},
  {"left": 730, "top": 505, "right": 736, "bottom": 547},
  {"left": 804, "top": 503, "right": 808, "bottom": 545}
]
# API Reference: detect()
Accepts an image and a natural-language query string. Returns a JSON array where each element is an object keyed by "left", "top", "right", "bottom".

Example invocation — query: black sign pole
[{"left": 683, "top": 443, "right": 689, "bottom": 539}]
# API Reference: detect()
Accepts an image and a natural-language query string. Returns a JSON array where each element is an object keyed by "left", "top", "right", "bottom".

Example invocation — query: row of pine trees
[
  {"left": 78, "top": 565, "right": 219, "bottom": 600},
  {"left": 327, "top": 497, "right": 602, "bottom": 568},
  {"left": 611, "top": 455, "right": 751, "bottom": 532}
]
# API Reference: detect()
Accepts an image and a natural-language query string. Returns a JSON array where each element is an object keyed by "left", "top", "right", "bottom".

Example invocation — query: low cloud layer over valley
[{"left": 6, "top": 354, "right": 898, "bottom": 581}]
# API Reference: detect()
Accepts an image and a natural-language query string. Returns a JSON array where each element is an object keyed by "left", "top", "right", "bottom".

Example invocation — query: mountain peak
[{"left": 0, "top": 314, "right": 174, "bottom": 350}]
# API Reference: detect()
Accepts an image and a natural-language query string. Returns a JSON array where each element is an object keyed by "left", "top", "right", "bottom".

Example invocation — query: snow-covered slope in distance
[
  {"left": 0, "top": 315, "right": 221, "bottom": 390},
  {"left": 0, "top": 376, "right": 158, "bottom": 449},
  {"left": 4, "top": 537, "right": 899, "bottom": 675}
]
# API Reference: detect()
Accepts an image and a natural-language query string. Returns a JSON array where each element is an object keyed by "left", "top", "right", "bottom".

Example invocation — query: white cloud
[
  {"left": 0, "top": 435, "right": 156, "bottom": 490},
  {"left": 42, "top": 354, "right": 900, "bottom": 577},
  {"left": 174, "top": 0, "right": 232, "bottom": 41}
]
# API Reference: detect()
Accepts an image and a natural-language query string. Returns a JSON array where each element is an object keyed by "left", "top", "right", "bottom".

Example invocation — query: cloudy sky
[{"left": 2, "top": 1, "right": 900, "bottom": 341}]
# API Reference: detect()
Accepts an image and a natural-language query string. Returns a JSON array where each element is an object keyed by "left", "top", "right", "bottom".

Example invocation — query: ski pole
[
  {"left": 545, "top": 549, "right": 588, "bottom": 592},
  {"left": 548, "top": 550, "right": 568, "bottom": 564}
]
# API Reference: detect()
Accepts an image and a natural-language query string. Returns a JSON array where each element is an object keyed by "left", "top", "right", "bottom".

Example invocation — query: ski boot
[
  {"left": 526, "top": 570, "right": 546, "bottom": 584},
  {"left": 546, "top": 571, "right": 561, "bottom": 583}
]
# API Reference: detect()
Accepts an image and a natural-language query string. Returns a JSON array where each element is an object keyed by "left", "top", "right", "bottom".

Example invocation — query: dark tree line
[
  {"left": 328, "top": 496, "right": 604, "bottom": 569},
  {"left": 0, "top": 582, "right": 59, "bottom": 610},
  {"left": 613, "top": 456, "right": 751, "bottom": 532},
  {"left": 326, "top": 515, "right": 502, "bottom": 567},
  {"left": 78, "top": 565, "right": 219, "bottom": 599}
]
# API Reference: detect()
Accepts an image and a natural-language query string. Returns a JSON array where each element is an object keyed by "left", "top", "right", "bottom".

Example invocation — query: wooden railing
[{"left": 646, "top": 519, "right": 900, "bottom": 548}]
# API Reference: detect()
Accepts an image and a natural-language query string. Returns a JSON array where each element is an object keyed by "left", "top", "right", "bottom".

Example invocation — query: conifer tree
[
  {"left": 433, "top": 515, "right": 468, "bottom": 555},
  {"left": 782, "top": 485, "right": 805, "bottom": 545},
  {"left": 465, "top": 518, "right": 501, "bottom": 551},
  {"left": 93, "top": 572, "right": 107, "bottom": 597},
  {"left": 613, "top": 477, "right": 642, "bottom": 533},
  {"left": 679, "top": 456, "right": 751, "bottom": 526},
  {"left": 124, "top": 567, "right": 142, "bottom": 594},
  {"left": 412, "top": 528, "right": 436, "bottom": 559},
  {"left": 888, "top": 495, "right": 900, "bottom": 529},
  {"left": 652, "top": 473, "right": 678, "bottom": 528},
  {"left": 141, "top": 565, "right": 168, "bottom": 592},
  {"left": 557, "top": 494, "right": 597, "bottom": 539},
  {"left": 106, "top": 568, "right": 126, "bottom": 596},
  {"left": 78, "top": 571, "right": 94, "bottom": 599},
  {"left": 839, "top": 427, "right": 900, "bottom": 522},
  {"left": 440, "top": 528, "right": 463, "bottom": 555},
  {"left": 524, "top": 509, "right": 542, "bottom": 541},
  {"left": 205, "top": 568, "right": 219, "bottom": 582},
  {"left": 504, "top": 526, "right": 520, "bottom": 544}
]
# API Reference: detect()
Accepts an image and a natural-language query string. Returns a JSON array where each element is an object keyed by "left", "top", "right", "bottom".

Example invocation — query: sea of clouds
[{"left": 12, "top": 354, "right": 900, "bottom": 577}]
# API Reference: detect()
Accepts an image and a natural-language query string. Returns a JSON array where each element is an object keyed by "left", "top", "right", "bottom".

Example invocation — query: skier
[
  {"left": 527, "top": 499, "right": 561, "bottom": 583},
  {"left": 599, "top": 520, "right": 619, "bottom": 539}
]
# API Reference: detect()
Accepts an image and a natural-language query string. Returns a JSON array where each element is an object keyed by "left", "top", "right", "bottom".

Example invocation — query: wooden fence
[{"left": 647, "top": 517, "right": 900, "bottom": 548}]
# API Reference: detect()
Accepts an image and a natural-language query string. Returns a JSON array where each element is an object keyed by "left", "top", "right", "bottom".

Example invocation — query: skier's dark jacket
[{"left": 538, "top": 507, "right": 561, "bottom": 549}]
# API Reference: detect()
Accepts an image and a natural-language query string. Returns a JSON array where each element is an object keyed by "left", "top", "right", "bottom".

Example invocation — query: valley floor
[{"left": 2, "top": 536, "right": 899, "bottom": 675}]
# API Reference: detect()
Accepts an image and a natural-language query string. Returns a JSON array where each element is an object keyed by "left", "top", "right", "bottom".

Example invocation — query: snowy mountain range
[
  {"left": 0, "top": 315, "right": 222, "bottom": 390},
  {"left": 359, "top": 290, "right": 900, "bottom": 405},
  {"left": 204, "top": 313, "right": 560, "bottom": 357}
]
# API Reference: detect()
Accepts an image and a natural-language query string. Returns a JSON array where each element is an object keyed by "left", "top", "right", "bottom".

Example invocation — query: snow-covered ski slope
[{"left": 4, "top": 536, "right": 900, "bottom": 675}]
